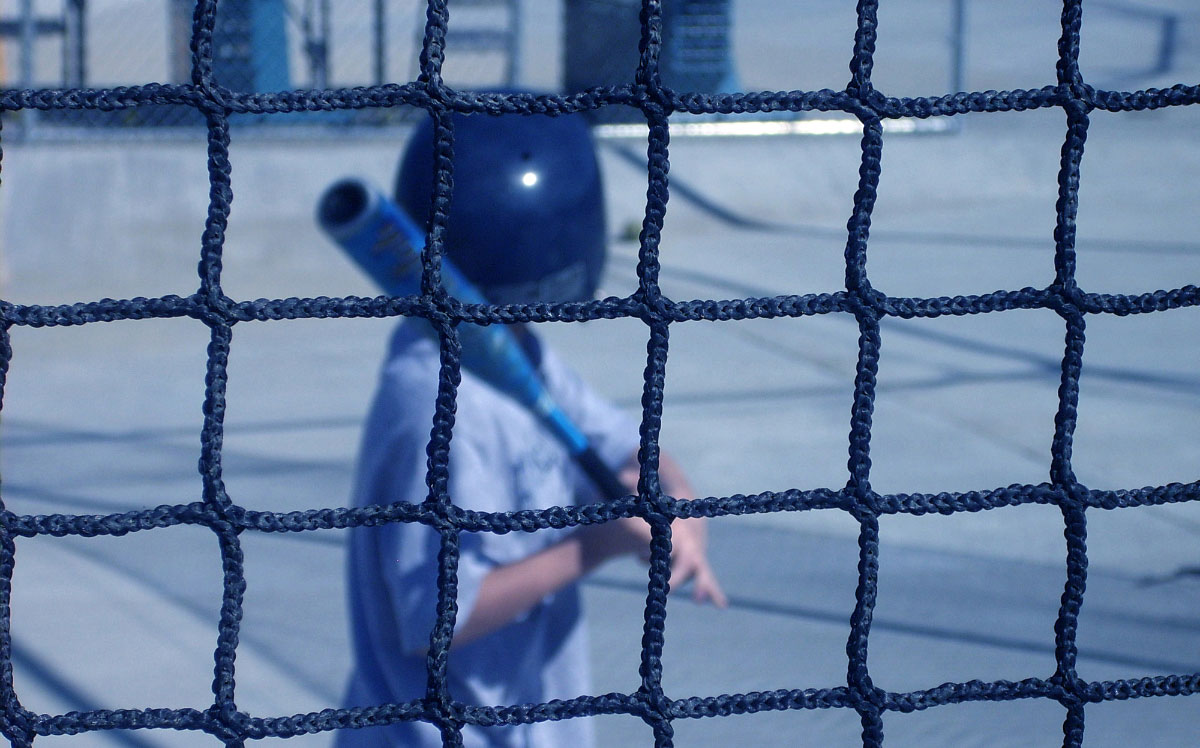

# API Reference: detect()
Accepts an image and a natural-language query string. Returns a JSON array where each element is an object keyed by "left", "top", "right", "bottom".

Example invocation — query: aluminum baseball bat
[{"left": 317, "top": 178, "right": 627, "bottom": 501}]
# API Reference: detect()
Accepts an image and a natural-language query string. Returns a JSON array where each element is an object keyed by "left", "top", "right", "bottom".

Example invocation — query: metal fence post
[
  {"left": 950, "top": 0, "right": 966, "bottom": 94},
  {"left": 64, "top": 0, "right": 87, "bottom": 87},
  {"left": 373, "top": 0, "right": 386, "bottom": 85},
  {"left": 19, "top": 0, "right": 34, "bottom": 89}
]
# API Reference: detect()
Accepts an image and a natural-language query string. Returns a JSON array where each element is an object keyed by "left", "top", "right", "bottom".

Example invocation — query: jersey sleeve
[{"left": 378, "top": 426, "right": 516, "bottom": 655}]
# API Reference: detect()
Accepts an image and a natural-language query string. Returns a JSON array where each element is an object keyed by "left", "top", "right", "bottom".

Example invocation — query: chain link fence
[
  {"left": 2, "top": 0, "right": 531, "bottom": 132},
  {"left": 7, "top": 0, "right": 1128, "bottom": 139}
]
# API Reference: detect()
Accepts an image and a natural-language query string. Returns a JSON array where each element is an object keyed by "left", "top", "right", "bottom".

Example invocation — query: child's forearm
[
  {"left": 452, "top": 448, "right": 719, "bottom": 649},
  {"left": 452, "top": 527, "right": 617, "bottom": 648}
]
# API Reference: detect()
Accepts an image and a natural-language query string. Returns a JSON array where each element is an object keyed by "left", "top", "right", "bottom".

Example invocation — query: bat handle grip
[{"left": 575, "top": 446, "right": 630, "bottom": 502}]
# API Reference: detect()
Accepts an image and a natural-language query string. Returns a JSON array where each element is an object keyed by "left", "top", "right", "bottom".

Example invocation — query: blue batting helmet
[{"left": 394, "top": 109, "right": 607, "bottom": 305}]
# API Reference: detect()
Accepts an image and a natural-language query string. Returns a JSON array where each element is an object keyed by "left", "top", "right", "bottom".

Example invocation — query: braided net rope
[{"left": 1, "top": 0, "right": 1198, "bottom": 745}]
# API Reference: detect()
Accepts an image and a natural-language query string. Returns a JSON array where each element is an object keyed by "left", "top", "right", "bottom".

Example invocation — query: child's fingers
[
  {"left": 690, "top": 564, "right": 728, "bottom": 608},
  {"left": 669, "top": 548, "right": 727, "bottom": 608}
]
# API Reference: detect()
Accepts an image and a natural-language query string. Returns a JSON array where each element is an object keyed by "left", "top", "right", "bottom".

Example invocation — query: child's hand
[
  {"left": 583, "top": 515, "right": 726, "bottom": 607},
  {"left": 612, "top": 451, "right": 727, "bottom": 607},
  {"left": 669, "top": 517, "right": 728, "bottom": 608}
]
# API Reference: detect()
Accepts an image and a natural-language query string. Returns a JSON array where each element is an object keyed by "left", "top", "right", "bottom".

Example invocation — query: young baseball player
[{"left": 336, "top": 110, "right": 725, "bottom": 748}]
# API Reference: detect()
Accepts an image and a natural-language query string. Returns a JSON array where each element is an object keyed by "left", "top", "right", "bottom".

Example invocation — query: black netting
[{"left": 0, "top": 1, "right": 1198, "bottom": 746}]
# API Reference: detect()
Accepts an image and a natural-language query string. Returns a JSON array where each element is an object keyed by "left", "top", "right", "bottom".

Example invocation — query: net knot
[
  {"left": 848, "top": 494, "right": 881, "bottom": 520},
  {"left": 851, "top": 85, "right": 889, "bottom": 118},
  {"left": 1053, "top": 677, "right": 1087, "bottom": 708},
  {"left": 845, "top": 288, "right": 886, "bottom": 320},
  {"left": 188, "top": 293, "right": 238, "bottom": 328},
  {"left": 1047, "top": 282, "right": 1087, "bottom": 318},
  {"left": 204, "top": 703, "right": 247, "bottom": 743},
  {"left": 207, "top": 502, "right": 247, "bottom": 532},
  {"left": 0, "top": 706, "right": 36, "bottom": 748},
  {"left": 423, "top": 503, "right": 459, "bottom": 533},
  {"left": 635, "top": 88, "right": 671, "bottom": 123},
  {"left": 195, "top": 80, "right": 235, "bottom": 116},
  {"left": 1055, "top": 481, "right": 1090, "bottom": 511},
  {"left": 645, "top": 493, "right": 677, "bottom": 523},
  {"left": 1057, "top": 83, "right": 1096, "bottom": 112},
  {"left": 632, "top": 688, "right": 674, "bottom": 729},
  {"left": 424, "top": 697, "right": 464, "bottom": 738}
]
